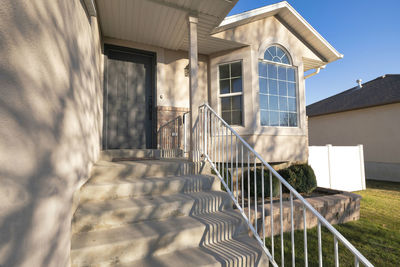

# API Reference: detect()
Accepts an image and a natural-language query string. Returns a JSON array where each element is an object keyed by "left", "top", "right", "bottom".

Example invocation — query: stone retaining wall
[{"left": 249, "top": 189, "right": 361, "bottom": 236}]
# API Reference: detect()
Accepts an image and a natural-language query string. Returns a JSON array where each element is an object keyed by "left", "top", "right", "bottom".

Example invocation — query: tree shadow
[{"left": 0, "top": 0, "right": 103, "bottom": 266}]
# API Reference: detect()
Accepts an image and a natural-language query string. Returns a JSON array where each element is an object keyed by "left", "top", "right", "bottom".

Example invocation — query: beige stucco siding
[
  {"left": 308, "top": 103, "right": 400, "bottom": 181},
  {"left": 209, "top": 16, "right": 321, "bottom": 162},
  {"left": 0, "top": 1, "right": 103, "bottom": 266}
]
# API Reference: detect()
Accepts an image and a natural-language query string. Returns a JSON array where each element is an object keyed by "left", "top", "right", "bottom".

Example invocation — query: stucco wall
[
  {"left": 209, "top": 16, "right": 321, "bottom": 162},
  {"left": 308, "top": 103, "right": 400, "bottom": 181},
  {"left": 0, "top": 1, "right": 103, "bottom": 266}
]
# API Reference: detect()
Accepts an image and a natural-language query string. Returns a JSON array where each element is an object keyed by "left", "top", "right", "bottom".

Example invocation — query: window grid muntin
[
  {"left": 218, "top": 61, "right": 243, "bottom": 126},
  {"left": 263, "top": 45, "right": 292, "bottom": 65},
  {"left": 259, "top": 59, "right": 298, "bottom": 127}
]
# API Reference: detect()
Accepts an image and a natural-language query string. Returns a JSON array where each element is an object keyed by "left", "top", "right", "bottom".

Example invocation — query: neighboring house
[
  {"left": 307, "top": 75, "right": 400, "bottom": 182},
  {"left": 0, "top": 0, "right": 342, "bottom": 266}
]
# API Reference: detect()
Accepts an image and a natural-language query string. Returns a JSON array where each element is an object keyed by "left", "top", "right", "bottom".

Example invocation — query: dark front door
[{"left": 103, "top": 45, "right": 156, "bottom": 149}]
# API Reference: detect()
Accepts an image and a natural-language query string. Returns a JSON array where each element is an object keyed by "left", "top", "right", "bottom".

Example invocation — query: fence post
[
  {"left": 358, "top": 144, "right": 366, "bottom": 190},
  {"left": 327, "top": 144, "right": 333, "bottom": 189}
]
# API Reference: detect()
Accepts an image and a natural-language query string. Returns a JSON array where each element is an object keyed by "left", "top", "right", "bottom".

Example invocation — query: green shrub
[
  {"left": 278, "top": 163, "right": 317, "bottom": 194},
  {"left": 243, "top": 167, "right": 281, "bottom": 198},
  {"left": 211, "top": 166, "right": 231, "bottom": 192}
]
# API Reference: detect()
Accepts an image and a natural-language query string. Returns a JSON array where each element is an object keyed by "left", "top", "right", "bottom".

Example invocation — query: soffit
[{"left": 95, "top": 0, "right": 244, "bottom": 54}]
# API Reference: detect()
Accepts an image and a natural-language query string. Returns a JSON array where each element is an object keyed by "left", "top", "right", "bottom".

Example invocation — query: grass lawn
[{"left": 265, "top": 180, "right": 400, "bottom": 266}]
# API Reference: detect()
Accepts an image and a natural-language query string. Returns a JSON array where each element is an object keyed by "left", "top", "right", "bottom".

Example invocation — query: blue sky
[{"left": 228, "top": 0, "right": 400, "bottom": 105}]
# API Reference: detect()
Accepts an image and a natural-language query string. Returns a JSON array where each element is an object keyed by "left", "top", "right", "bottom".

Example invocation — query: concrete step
[
  {"left": 72, "top": 191, "right": 233, "bottom": 234},
  {"left": 100, "top": 149, "right": 161, "bottom": 161},
  {"left": 79, "top": 174, "right": 220, "bottom": 203},
  {"left": 71, "top": 210, "right": 248, "bottom": 266},
  {"left": 88, "top": 159, "right": 194, "bottom": 183},
  {"left": 118, "top": 236, "right": 269, "bottom": 267}
]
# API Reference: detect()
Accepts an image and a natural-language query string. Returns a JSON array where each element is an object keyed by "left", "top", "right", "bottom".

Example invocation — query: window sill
[{"left": 234, "top": 125, "right": 306, "bottom": 136}]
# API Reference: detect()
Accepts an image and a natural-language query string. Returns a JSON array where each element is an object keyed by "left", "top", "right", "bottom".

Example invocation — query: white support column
[{"left": 188, "top": 15, "right": 198, "bottom": 161}]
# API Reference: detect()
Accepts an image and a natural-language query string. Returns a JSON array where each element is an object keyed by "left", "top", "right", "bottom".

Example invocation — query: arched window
[{"left": 259, "top": 45, "right": 298, "bottom": 127}]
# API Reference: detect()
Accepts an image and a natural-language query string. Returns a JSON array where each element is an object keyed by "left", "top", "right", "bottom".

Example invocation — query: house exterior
[
  {"left": 0, "top": 0, "right": 342, "bottom": 266},
  {"left": 307, "top": 75, "right": 400, "bottom": 182}
]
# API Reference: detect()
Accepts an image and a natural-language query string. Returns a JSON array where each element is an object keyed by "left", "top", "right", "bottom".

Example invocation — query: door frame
[{"left": 102, "top": 44, "right": 157, "bottom": 149}]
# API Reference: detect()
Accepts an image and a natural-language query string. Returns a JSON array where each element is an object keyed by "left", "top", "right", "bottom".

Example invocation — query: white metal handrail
[
  {"left": 157, "top": 112, "right": 189, "bottom": 158},
  {"left": 198, "top": 103, "right": 373, "bottom": 267}
]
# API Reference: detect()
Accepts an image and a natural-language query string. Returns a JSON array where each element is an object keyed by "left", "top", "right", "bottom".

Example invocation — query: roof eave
[{"left": 212, "top": 1, "right": 343, "bottom": 63}]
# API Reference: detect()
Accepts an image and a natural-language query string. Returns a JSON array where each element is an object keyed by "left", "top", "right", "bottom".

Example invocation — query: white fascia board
[
  {"left": 214, "top": 1, "right": 343, "bottom": 62},
  {"left": 218, "top": 1, "right": 287, "bottom": 27},
  {"left": 283, "top": 2, "right": 343, "bottom": 60}
]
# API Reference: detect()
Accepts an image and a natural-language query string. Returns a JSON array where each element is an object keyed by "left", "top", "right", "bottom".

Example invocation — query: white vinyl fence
[{"left": 308, "top": 145, "right": 366, "bottom": 192}]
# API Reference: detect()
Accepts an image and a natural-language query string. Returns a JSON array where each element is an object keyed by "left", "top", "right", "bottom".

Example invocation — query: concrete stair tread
[
  {"left": 72, "top": 190, "right": 233, "bottom": 233},
  {"left": 71, "top": 209, "right": 245, "bottom": 251},
  {"left": 93, "top": 159, "right": 190, "bottom": 168},
  {"left": 100, "top": 149, "right": 161, "bottom": 161},
  {"left": 84, "top": 174, "right": 213, "bottom": 185},
  {"left": 118, "top": 235, "right": 269, "bottom": 267},
  {"left": 78, "top": 174, "right": 220, "bottom": 202},
  {"left": 88, "top": 159, "right": 195, "bottom": 183},
  {"left": 75, "top": 190, "right": 231, "bottom": 214}
]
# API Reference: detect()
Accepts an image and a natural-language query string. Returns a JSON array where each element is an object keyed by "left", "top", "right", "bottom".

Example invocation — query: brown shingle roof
[{"left": 306, "top": 74, "right": 400, "bottom": 117}]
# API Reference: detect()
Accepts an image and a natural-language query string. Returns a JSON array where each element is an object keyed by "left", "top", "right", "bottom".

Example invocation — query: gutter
[{"left": 304, "top": 65, "right": 326, "bottom": 79}]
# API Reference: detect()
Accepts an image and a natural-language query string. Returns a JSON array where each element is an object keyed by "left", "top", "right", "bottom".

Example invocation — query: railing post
[
  {"left": 204, "top": 107, "right": 207, "bottom": 156},
  {"left": 183, "top": 113, "right": 187, "bottom": 153}
]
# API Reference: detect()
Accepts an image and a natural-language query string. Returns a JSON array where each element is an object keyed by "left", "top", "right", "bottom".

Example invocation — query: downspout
[{"left": 304, "top": 65, "right": 326, "bottom": 79}]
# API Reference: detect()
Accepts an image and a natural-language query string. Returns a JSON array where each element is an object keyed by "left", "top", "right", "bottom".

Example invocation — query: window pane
[
  {"left": 219, "top": 64, "right": 230, "bottom": 79},
  {"left": 267, "top": 64, "right": 277, "bottom": 79},
  {"left": 279, "top": 112, "right": 289, "bottom": 126},
  {"left": 260, "top": 94, "right": 268, "bottom": 110},
  {"left": 279, "top": 97, "right": 288, "bottom": 111},
  {"left": 231, "top": 111, "right": 242, "bottom": 125},
  {"left": 270, "top": 111, "right": 279, "bottom": 126},
  {"left": 276, "top": 47, "right": 285, "bottom": 58},
  {"left": 278, "top": 66, "right": 286, "bottom": 80},
  {"left": 220, "top": 79, "right": 230, "bottom": 94},
  {"left": 281, "top": 55, "right": 290, "bottom": 65},
  {"left": 264, "top": 51, "right": 273, "bottom": 61},
  {"left": 288, "top": 82, "right": 296, "bottom": 97},
  {"left": 278, "top": 81, "right": 287, "bottom": 96},
  {"left": 231, "top": 95, "right": 242, "bottom": 110},
  {"left": 260, "top": 110, "right": 269, "bottom": 126},
  {"left": 231, "top": 62, "right": 242, "bottom": 77},
  {"left": 288, "top": 98, "right": 297, "bottom": 112},
  {"left": 259, "top": 62, "right": 267, "bottom": 77},
  {"left": 259, "top": 78, "right": 267, "bottom": 94},
  {"left": 268, "top": 79, "right": 278, "bottom": 95},
  {"left": 268, "top": 47, "right": 276, "bottom": 57},
  {"left": 221, "top": 97, "right": 231, "bottom": 111},
  {"left": 222, "top": 111, "right": 231, "bottom": 124},
  {"left": 273, "top": 57, "right": 281, "bottom": 63},
  {"left": 287, "top": 68, "right": 295, "bottom": 81},
  {"left": 289, "top": 113, "right": 297, "bottom": 126},
  {"left": 231, "top": 78, "right": 242, "bottom": 93},
  {"left": 269, "top": 95, "right": 278, "bottom": 110}
]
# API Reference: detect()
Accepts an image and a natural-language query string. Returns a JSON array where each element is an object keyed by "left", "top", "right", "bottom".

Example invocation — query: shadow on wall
[{"left": 0, "top": 0, "right": 102, "bottom": 266}]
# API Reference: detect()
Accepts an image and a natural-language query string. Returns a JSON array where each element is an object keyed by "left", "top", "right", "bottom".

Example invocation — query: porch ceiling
[{"left": 95, "top": 0, "right": 245, "bottom": 54}]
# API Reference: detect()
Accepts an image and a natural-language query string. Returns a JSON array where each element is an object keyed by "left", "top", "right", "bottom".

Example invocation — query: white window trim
[{"left": 218, "top": 60, "right": 244, "bottom": 126}]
